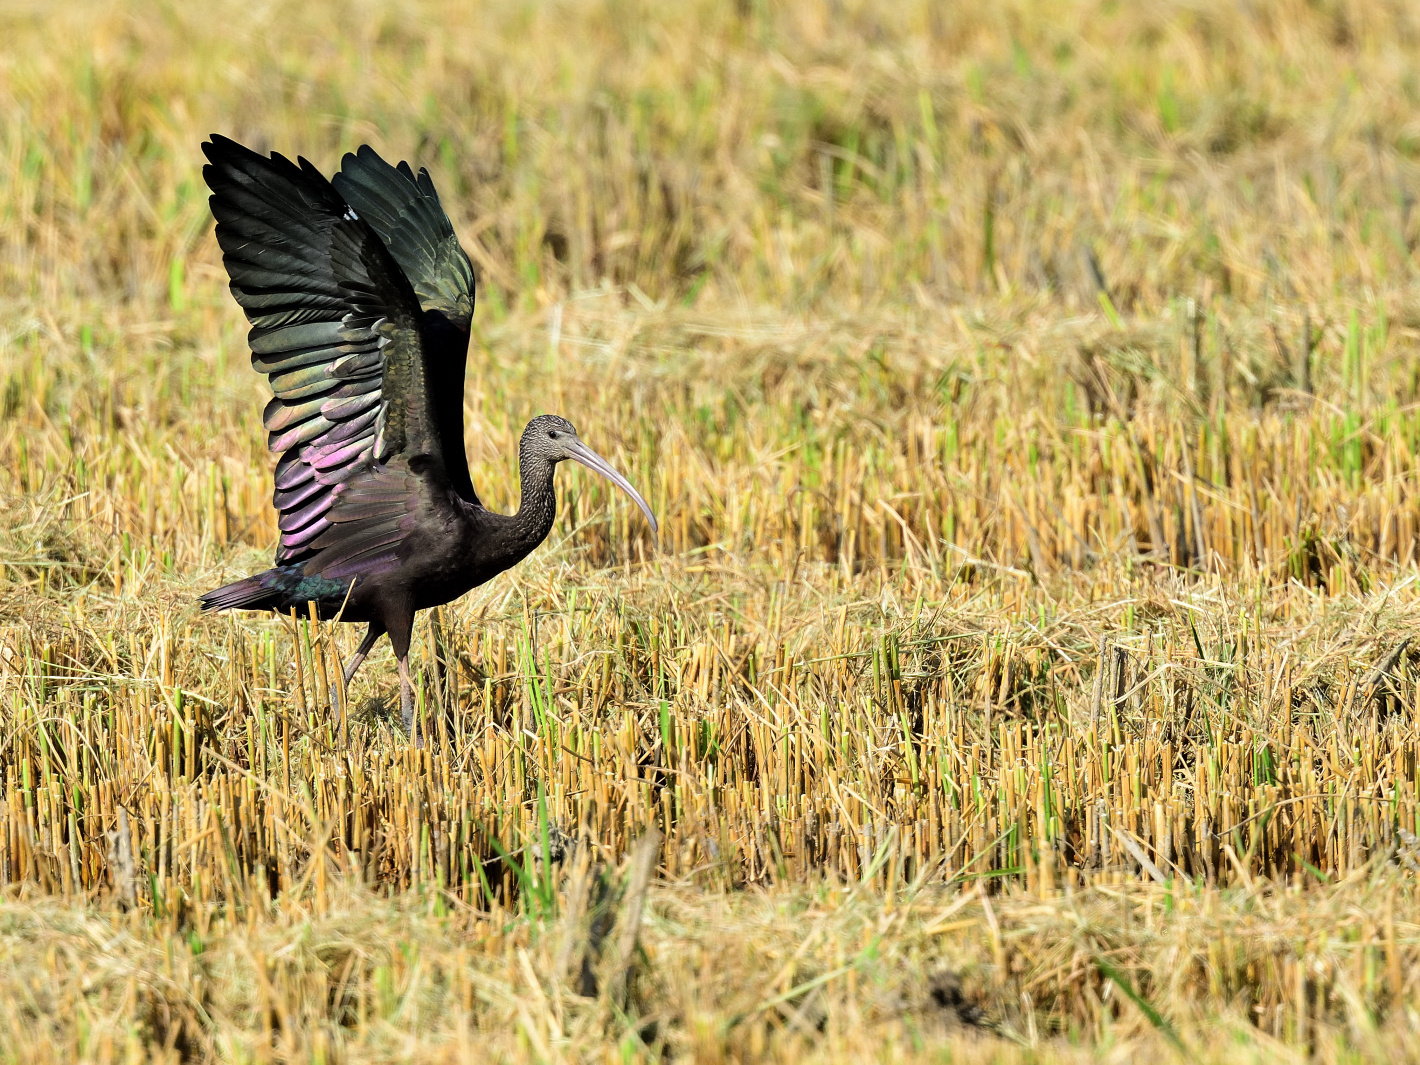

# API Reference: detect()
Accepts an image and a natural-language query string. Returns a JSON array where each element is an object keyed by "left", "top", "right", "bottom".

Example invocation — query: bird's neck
[{"left": 510, "top": 452, "right": 557, "bottom": 548}]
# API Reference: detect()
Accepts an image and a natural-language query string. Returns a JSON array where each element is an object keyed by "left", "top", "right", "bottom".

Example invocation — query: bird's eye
[{"left": 549, "top": 431, "right": 560, "bottom": 440}]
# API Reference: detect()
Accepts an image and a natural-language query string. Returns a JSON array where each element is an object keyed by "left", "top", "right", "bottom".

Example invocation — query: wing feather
[
  {"left": 332, "top": 146, "right": 475, "bottom": 327},
  {"left": 302, "top": 464, "right": 421, "bottom": 581},
  {"left": 332, "top": 144, "right": 481, "bottom": 507},
  {"left": 203, "top": 134, "right": 441, "bottom": 569}
]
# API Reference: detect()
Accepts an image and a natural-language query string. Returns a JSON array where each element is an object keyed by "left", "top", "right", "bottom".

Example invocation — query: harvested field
[{"left": 4, "top": 0, "right": 1420, "bottom": 1059}]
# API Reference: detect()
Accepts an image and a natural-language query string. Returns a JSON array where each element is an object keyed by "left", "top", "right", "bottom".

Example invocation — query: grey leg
[
  {"left": 343, "top": 622, "right": 385, "bottom": 686},
  {"left": 398, "top": 654, "right": 420, "bottom": 747},
  {"left": 385, "top": 609, "right": 418, "bottom": 747}
]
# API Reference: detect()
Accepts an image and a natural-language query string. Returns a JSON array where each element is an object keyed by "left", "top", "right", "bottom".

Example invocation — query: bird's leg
[
  {"left": 331, "top": 622, "right": 386, "bottom": 745},
  {"left": 343, "top": 622, "right": 386, "bottom": 687},
  {"left": 386, "top": 608, "right": 418, "bottom": 747},
  {"left": 397, "top": 654, "right": 419, "bottom": 747}
]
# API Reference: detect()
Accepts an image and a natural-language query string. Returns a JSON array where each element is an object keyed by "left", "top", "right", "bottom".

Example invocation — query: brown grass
[{"left": 5, "top": 0, "right": 1420, "bottom": 1059}]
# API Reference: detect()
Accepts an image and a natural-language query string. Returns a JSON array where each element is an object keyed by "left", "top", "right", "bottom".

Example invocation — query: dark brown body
[{"left": 303, "top": 455, "right": 556, "bottom": 639}]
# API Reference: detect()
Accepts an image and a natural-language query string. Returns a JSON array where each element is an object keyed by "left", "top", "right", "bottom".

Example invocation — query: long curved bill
[{"left": 568, "top": 439, "right": 659, "bottom": 534}]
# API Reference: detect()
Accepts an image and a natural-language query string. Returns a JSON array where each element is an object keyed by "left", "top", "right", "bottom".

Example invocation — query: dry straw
[{"left": 4, "top": 0, "right": 1420, "bottom": 1058}]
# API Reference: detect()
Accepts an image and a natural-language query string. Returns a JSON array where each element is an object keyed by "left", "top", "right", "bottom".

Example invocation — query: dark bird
[{"left": 197, "top": 135, "right": 657, "bottom": 742}]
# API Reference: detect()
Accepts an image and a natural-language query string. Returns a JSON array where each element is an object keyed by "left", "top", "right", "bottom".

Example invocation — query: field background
[{"left": 5, "top": 0, "right": 1420, "bottom": 1060}]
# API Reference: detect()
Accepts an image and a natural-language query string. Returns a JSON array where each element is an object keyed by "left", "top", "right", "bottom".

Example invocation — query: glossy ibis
[{"left": 197, "top": 135, "right": 657, "bottom": 742}]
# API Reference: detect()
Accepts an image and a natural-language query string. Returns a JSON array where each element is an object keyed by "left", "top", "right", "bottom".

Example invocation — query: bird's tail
[{"left": 198, "top": 571, "right": 288, "bottom": 613}]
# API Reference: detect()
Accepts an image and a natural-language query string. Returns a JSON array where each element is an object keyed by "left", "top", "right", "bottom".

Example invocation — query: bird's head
[{"left": 522, "top": 414, "right": 659, "bottom": 534}]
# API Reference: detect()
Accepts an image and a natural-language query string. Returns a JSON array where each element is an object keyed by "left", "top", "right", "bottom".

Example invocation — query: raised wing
[
  {"left": 203, "top": 134, "right": 440, "bottom": 567},
  {"left": 331, "top": 145, "right": 475, "bottom": 330},
  {"left": 333, "top": 145, "right": 480, "bottom": 507}
]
